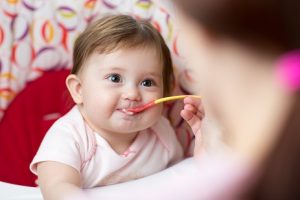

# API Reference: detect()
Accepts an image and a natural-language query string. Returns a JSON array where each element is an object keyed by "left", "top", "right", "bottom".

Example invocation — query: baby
[{"left": 30, "top": 14, "right": 203, "bottom": 199}]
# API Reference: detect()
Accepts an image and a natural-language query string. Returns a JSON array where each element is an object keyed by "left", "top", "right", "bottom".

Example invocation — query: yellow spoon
[{"left": 123, "top": 95, "right": 201, "bottom": 113}]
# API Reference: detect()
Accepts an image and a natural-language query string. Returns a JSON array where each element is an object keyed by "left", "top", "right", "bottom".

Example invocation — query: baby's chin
[
  {"left": 112, "top": 119, "right": 158, "bottom": 134},
  {"left": 113, "top": 124, "right": 151, "bottom": 134}
]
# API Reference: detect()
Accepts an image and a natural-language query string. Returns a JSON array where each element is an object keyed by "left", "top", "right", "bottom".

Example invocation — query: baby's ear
[{"left": 66, "top": 74, "right": 83, "bottom": 104}]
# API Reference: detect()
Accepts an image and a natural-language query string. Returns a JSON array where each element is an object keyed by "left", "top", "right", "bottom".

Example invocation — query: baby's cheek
[
  {"left": 148, "top": 104, "right": 163, "bottom": 121},
  {"left": 90, "top": 94, "right": 114, "bottom": 115}
]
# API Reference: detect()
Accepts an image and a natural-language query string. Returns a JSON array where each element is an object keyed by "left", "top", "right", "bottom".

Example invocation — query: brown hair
[
  {"left": 177, "top": 0, "right": 300, "bottom": 52},
  {"left": 72, "top": 14, "right": 174, "bottom": 96},
  {"left": 176, "top": 0, "right": 300, "bottom": 199}
]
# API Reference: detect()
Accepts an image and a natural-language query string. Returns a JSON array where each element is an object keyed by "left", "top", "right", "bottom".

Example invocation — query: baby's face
[{"left": 78, "top": 46, "right": 164, "bottom": 136}]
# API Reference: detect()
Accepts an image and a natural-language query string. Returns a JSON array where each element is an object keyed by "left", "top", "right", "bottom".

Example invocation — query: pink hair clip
[{"left": 275, "top": 50, "right": 300, "bottom": 92}]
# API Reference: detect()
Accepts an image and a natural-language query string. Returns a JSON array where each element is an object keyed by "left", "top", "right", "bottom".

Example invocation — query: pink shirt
[{"left": 30, "top": 106, "right": 183, "bottom": 188}]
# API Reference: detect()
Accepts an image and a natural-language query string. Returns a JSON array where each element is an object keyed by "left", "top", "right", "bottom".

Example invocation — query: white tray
[{"left": 0, "top": 182, "right": 42, "bottom": 200}]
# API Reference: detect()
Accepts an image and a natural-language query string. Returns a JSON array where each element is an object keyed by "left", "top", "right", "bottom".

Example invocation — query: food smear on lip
[{"left": 122, "top": 109, "right": 135, "bottom": 115}]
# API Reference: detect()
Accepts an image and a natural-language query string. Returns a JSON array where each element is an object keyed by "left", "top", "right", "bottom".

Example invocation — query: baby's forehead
[
  {"left": 84, "top": 46, "right": 163, "bottom": 73},
  {"left": 96, "top": 42, "right": 161, "bottom": 56}
]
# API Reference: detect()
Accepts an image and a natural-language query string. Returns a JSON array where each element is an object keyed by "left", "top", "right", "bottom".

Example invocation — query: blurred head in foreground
[{"left": 174, "top": 0, "right": 300, "bottom": 199}]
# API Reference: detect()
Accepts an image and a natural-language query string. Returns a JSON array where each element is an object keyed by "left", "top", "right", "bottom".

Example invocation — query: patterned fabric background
[{"left": 0, "top": 0, "right": 195, "bottom": 156}]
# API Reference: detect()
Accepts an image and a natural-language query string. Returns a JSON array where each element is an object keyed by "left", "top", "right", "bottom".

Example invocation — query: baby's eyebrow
[
  {"left": 147, "top": 72, "right": 162, "bottom": 78},
  {"left": 102, "top": 66, "right": 125, "bottom": 71}
]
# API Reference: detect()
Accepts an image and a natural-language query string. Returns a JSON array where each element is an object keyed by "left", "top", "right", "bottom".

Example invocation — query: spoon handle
[{"left": 154, "top": 95, "right": 201, "bottom": 104}]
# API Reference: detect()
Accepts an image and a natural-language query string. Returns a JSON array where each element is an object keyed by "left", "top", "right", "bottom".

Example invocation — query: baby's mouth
[
  {"left": 118, "top": 103, "right": 146, "bottom": 116},
  {"left": 117, "top": 108, "right": 136, "bottom": 116},
  {"left": 122, "top": 109, "right": 135, "bottom": 115}
]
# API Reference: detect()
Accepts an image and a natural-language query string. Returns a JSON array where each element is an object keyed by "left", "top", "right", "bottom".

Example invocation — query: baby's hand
[{"left": 180, "top": 96, "right": 205, "bottom": 155}]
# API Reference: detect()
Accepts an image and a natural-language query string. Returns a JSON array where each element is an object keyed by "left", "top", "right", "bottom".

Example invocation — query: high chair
[{"left": 0, "top": 69, "right": 74, "bottom": 186}]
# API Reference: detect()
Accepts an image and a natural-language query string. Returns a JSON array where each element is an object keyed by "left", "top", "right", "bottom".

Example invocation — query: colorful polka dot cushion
[{"left": 0, "top": 0, "right": 195, "bottom": 186}]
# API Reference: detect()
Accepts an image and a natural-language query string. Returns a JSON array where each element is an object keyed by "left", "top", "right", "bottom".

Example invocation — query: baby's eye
[
  {"left": 141, "top": 79, "right": 155, "bottom": 87},
  {"left": 107, "top": 74, "right": 122, "bottom": 83}
]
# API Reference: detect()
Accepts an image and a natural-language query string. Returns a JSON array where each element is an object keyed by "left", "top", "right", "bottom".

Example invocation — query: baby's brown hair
[{"left": 72, "top": 14, "right": 174, "bottom": 96}]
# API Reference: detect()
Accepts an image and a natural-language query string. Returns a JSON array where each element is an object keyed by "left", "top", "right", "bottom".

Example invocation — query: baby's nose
[{"left": 122, "top": 86, "right": 141, "bottom": 101}]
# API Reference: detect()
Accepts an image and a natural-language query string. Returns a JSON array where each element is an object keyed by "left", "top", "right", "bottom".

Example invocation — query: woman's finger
[
  {"left": 184, "top": 104, "right": 197, "bottom": 113},
  {"left": 183, "top": 96, "right": 201, "bottom": 107},
  {"left": 180, "top": 110, "right": 202, "bottom": 135}
]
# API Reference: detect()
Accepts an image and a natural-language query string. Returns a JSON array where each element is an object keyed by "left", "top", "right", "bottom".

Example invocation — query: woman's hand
[{"left": 180, "top": 96, "right": 205, "bottom": 155}]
